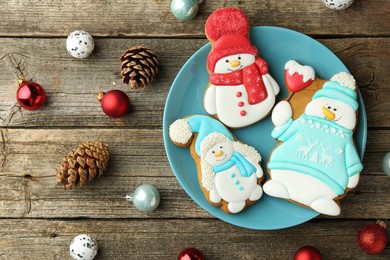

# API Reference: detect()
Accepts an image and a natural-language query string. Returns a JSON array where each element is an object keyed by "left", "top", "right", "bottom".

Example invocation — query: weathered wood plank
[
  {"left": 0, "top": 219, "right": 388, "bottom": 259},
  {"left": 0, "top": 1, "right": 388, "bottom": 37},
  {"left": 0, "top": 128, "right": 389, "bottom": 219},
  {"left": 0, "top": 38, "right": 388, "bottom": 128},
  {"left": 0, "top": 128, "right": 388, "bottom": 178}
]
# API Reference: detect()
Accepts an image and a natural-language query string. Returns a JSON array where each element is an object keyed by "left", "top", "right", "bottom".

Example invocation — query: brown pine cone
[
  {"left": 56, "top": 142, "right": 109, "bottom": 189},
  {"left": 120, "top": 46, "right": 159, "bottom": 90}
]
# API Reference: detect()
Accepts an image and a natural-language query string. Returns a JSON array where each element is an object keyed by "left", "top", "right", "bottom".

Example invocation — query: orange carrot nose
[
  {"left": 321, "top": 106, "right": 336, "bottom": 120},
  {"left": 214, "top": 150, "right": 224, "bottom": 157},
  {"left": 229, "top": 60, "right": 241, "bottom": 67}
]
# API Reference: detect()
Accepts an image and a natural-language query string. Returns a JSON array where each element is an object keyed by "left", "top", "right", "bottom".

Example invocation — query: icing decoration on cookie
[
  {"left": 169, "top": 115, "right": 264, "bottom": 214},
  {"left": 265, "top": 70, "right": 363, "bottom": 216},
  {"left": 203, "top": 8, "right": 280, "bottom": 128},
  {"left": 284, "top": 60, "right": 315, "bottom": 93}
]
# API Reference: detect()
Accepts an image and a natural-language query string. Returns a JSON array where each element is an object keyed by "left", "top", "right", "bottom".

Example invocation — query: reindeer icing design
[
  {"left": 264, "top": 61, "right": 363, "bottom": 216},
  {"left": 296, "top": 138, "right": 319, "bottom": 159}
]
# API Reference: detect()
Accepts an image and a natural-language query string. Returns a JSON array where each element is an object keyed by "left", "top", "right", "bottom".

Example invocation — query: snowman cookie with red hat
[{"left": 204, "top": 7, "right": 280, "bottom": 128}]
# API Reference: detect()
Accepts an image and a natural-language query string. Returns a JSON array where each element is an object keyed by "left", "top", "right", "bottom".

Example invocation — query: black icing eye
[
  {"left": 237, "top": 56, "right": 241, "bottom": 60},
  {"left": 220, "top": 146, "right": 223, "bottom": 149},
  {"left": 327, "top": 106, "right": 331, "bottom": 109},
  {"left": 333, "top": 108, "right": 337, "bottom": 111},
  {"left": 225, "top": 59, "right": 229, "bottom": 63},
  {"left": 212, "top": 151, "right": 215, "bottom": 154}
]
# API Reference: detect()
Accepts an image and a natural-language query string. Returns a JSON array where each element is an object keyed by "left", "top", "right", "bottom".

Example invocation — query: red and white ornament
[
  {"left": 16, "top": 79, "right": 46, "bottom": 110},
  {"left": 97, "top": 90, "right": 130, "bottom": 118},
  {"left": 177, "top": 247, "right": 204, "bottom": 260},
  {"left": 294, "top": 246, "right": 322, "bottom": 260},
  {"left": 358, "top": 221, "right": 388, "bottom": 254}
]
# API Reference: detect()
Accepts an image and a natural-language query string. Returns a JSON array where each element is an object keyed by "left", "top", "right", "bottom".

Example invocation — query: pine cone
[
  {"left": 120, "top": 46, "right": 159, "bottom": 90},
  {"left": 56, "top": 142, "right": 109, "bottom": 189}
]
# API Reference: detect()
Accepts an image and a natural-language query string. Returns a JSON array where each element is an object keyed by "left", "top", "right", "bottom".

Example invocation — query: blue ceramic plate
[{"left": 163, "top": 26, "right": 367, "bottom": 230}]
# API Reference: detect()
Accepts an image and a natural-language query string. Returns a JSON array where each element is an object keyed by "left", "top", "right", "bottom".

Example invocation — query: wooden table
[{"left": 0, "top": 1, "right": 389, "bottom": 259}]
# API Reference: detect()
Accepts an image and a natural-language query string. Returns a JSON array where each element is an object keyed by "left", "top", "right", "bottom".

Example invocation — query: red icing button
[
  {"left": 238, "top": 101, "right": 244, "bottom": 107},
  {"left": 240, "top": 110, "right": 247, "bottom": 116},
  {"left": 236, "top": 92, "right": 242, "bottom": 97}
]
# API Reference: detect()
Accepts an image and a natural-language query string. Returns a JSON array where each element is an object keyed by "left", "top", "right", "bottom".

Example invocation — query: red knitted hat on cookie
[{"left": 205, "top": 8, "right": 258, "bottom": 72}]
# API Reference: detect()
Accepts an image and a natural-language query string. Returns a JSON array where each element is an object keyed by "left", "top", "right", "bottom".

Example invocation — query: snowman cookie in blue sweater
[
  {"left": 264, "top": 66, "right": 363, "bottom": 216},
  {"left": 169, "top": 115, "right": 264, "bottom": 214}
]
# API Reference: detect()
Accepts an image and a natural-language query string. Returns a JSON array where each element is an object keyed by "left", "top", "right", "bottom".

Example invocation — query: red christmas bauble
[
  {"left": 177, "top": 247, "right": 204, "bottom": 260},
  {"left": 16, "top": 80, "right": 46, "bottom": 110},
  {"left": 98, "top": 90, "right": 130, "bottom": 118},
  {"left": 294, "top": 246, "right": 322, "bottom": 260},
  {"left": 358, "top": 221, "right": 387, "bottom": 254}
]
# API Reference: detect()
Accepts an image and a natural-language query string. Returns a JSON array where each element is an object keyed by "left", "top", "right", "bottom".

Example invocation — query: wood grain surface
[{"left": 0, "top": 0, "right": 389, "bottom": 259}]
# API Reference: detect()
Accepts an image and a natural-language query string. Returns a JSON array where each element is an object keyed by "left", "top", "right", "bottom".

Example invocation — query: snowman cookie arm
[
  {"left": 204, "top": 84, "right": 217, "bottom": 115},
  {"left": 263, "top": 74, "right": 280, "bottom": 96},
  {"left": 272, "top": 101, "right": 293, "bottom": 127},
  {"left": 345, "top": 141, "right": 363, "bottom": 188},
  {"left": 241, "top": 155, "right": 263, "bottom": 179},
  {"left": 233, "top": 142, "right": 263, "bottom": 178},
  {"left": 255, "top": 58, "right": 280, "bottom": 95},
  {"left": 254, "top": 163, "right": 264, "bottom": 179},
  {"left": 209, "top": 187, "right": 222, "bottom": 204},
  {"left": 271, "top": 101, "right": 298, "bottom": 142}
]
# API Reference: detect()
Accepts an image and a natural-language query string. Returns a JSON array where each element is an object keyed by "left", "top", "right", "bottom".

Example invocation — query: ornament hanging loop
[{"left": 125, "top": 193, "right": 134, "bottom": 202}]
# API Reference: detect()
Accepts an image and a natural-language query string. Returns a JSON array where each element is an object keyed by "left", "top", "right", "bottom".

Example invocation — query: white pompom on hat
[{"left": 313, "top": 72, "right": 358, "bottom": 110}]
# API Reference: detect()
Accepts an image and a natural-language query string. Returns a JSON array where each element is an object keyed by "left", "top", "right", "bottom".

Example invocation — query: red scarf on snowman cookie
[{"left": 209, "top": 58, "right": 269, "bottom": 105}]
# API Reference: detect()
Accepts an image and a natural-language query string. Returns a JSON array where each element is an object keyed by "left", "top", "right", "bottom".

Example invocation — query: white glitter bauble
[
  {"left": 69, "top": 234, "right": 98, "bottom": 260},
  {"left": 66, "top": 30, "right": 95, "bottom": 59},
  {"left": 322, "top": 0, "right": 354, "bottom": 10}
]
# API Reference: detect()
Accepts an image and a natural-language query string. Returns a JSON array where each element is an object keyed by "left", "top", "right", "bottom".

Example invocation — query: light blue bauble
[
  {"left": 126, "top": 184, "right": 160, "bottom": 212},
  {"left": 171, "top": 0, "right": 199, "bottom": 21},
  {"left": 382, "top": 152, "right": 390, "bottom": 176}
]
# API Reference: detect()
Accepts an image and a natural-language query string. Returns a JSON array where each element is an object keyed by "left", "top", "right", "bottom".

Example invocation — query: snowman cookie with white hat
[
  {"left": 169, "top": 115, "right": 264, "bottom": 214},
  {"left": 203, "top": 8, "right": 280, "bottom": 128},
  {"left": 264, "top": 60, "right": 363, "bottom": 216}
]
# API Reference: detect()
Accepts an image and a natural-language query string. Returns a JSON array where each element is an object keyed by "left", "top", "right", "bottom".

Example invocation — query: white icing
[
  {"left": 271, "top": 101, "right": 293, "bottom": 127},
  {"left": 200, "top": 139, "right": 263, "bottom": 213},
  {"left": 204, "top": 81, "right": 277, "bottom": 128},
  {"left": 200, "top": 132, "right": 231, "bottom": 158},
  {"left": 169, "top": 119, "right": 193, "bottom": 144},
  {"left": 227, "top": 201, "right": 246, "bottom": 214},
  {"left": 264, "top": 73, "right": 280, "bottom": 95},
  {"left": 233, "top": 141, "right": 262, "bottom": 165},
  {"left": 209, "top": 188, "right": 222, "bottom": 203},
  {"left": 214, "top": 54, "right": 256, "bottom": 74},
  {"left": 264, "top": 170, "right": 340, "bottom": 215},
  {"left": 200, "top": 159, "right": 215, "bottom": 191},
  {"left": 305, "top": 97, "right": 357, "bottom": 129},
  {"left": 214, "top": 167, "right": 259, "bottom": 203},
  {"left": 285, "top": 60, "right": 315, "bottom": 82},
  {"left": 347, "top": 173, "right": 360, "bottom": 188},
  {"left": 204, "top": 141, "right": 234, "bottom": 166},
  {"left": 203, "top": 85, "right": 217, "bottom": 114},
  {"left": 330, "top": 72, "right": 356, "bottom": 90}
]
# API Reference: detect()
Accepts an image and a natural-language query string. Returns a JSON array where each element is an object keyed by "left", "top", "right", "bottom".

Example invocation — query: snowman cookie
[
  {"left": 264, "top": 62, "right": 363, "bottom": 216},
  {"left": 203, "top": 8, "right": 280, "bottom": 128},
  {"left": 169, "top": 115, "right": 264, "bottom": 214}
]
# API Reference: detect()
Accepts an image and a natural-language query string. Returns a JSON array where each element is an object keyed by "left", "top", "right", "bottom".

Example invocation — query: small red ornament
[
  {"left": 294, "top": 246, "right": 322, "bottom": 260},
  {"left": 177, "top": 247, "right": 204, "bottom": 260},
  {"left": 16, "top": 80, "right": 46, "bottom": 110},
  {"left": 358, "top": 220, "right": 387, "bottom": 254},
  {"left": 97, "top": 89, "right": 130, "bottom": 118}
]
